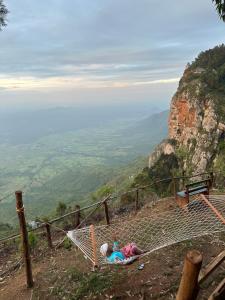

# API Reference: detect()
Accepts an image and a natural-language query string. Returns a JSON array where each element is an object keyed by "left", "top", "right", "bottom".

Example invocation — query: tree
[
  {"left": 56, "top": 201, "right": 67, "bottom": 216},
  {"left": 213, "top": 0, "right": 225, "bottom": 21},
  {"left": 0, "top": 0, "right": 8, "bottom": 30}
]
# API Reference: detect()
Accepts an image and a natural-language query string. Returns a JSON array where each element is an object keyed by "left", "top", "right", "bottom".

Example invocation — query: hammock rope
[{"left": 67, "top": 195, "right": 225, "bottom": 266}]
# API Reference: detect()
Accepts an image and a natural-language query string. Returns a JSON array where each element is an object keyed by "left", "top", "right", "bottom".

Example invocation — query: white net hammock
[{"left": 67, "top": 195, "right": 225, "bottom": 266}]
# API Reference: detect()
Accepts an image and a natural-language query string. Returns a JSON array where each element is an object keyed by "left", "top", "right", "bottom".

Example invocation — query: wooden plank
[
  {"left": 208, "top": 277, "right": 225, "bottom": 300},
  {"left": 199, "top": 250, "right": 225, "bottom": 284}
]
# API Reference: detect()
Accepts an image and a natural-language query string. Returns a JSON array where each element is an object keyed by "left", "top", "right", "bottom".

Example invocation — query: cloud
[
  {"left": 0, "top": 74, "right": 180, "bottom": 91},
  {"left": 0, "top": 0, "right": 224, "bottom": 105}
]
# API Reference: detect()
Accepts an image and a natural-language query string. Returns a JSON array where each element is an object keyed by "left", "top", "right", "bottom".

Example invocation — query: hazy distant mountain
[
  {"left": 0, "top": 104, "right": 163, "bottom": 145},
  {"left": 126, "top": 110, "right": 169, "bottom": 136}
]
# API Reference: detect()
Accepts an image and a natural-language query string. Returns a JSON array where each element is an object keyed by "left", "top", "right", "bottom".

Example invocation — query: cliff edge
[{"left": 147, "top": 45, "right": 225, "bottom": 181}]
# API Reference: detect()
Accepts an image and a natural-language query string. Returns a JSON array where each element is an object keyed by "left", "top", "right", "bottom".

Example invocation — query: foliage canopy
[
  {"left": 180, "top": 45, "right": 225, "bottom": 119},
  {"left": 0, "top": 0, "right": 8, "bottom": 30},
  {"left": 213, "top": 0, "right": 225, "bottom": 21}
]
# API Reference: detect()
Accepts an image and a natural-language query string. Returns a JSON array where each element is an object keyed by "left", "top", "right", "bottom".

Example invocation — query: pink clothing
[{"left": 121, "top": 243, "right": 138, "bottom": 258}]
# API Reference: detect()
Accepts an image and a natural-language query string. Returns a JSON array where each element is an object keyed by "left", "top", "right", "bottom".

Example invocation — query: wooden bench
[{"left": 176, "top": 178, "right": 212, "bottom": 208}]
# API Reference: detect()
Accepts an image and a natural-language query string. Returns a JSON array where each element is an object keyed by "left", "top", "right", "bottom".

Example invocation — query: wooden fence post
[
  {"left": 16, "top": 191, "right": 34, "bottom": 288},
  {"left": 90, "top": 224, "right": 98, "bottom": 269},
  {"left": 45, "top": 223, "right": 53, "bottom": 249},
  {"left": 135, "top": 188, "right": 139, "bottom": 212},
  {"left": 176, "top": 250, "right": 202, "bottom": 300},
  {"left": 74, "top": 205, "right": 81, "bottom": 228},
  {"left": 103, "top": 200, "right": 110, "bottom": 225}
]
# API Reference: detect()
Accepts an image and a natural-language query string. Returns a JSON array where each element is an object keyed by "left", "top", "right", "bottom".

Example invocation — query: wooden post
[
  {"left": 135, "top": 188, "right": 139, "bottom": 212},
  {"left": 16, "top": 191, "right": 34, "bottom": 288},
  {"left": 74, "top": 205, "right": 81, "bottom": 228},
  {"left": 176, "top": 250, "right": 202, "bottom": 300},
  {"left": 90, "top": 224, "right": 98, "bottom": 268},
  {"left": 45, "top": 223, "right": 53, "bottom": 249},
  {"left": 103, "top": 200, "right": 110, "bottom": 225}
]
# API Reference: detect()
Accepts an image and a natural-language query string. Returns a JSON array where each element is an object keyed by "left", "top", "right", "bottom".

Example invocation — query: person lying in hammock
[{"left": 100, "top": 239, "right": 144, "bottom": 263}]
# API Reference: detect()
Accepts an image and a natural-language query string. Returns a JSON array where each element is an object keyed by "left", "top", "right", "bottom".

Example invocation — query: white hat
[{"left": 100, "top": 243, "right": 108, "bottom": 256}]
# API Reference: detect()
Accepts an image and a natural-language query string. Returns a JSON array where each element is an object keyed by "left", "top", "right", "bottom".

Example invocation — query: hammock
[{"left": 67, "top": 195, "right": 225, "bottom": 266}]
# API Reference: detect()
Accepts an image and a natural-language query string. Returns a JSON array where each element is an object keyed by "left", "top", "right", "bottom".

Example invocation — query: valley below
[{"left": 0, "top": 108, "right": 168, "bottom": 230}]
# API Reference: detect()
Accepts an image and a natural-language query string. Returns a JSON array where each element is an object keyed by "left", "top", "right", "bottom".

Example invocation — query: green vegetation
[
  {"left": 91, "top": 184, "right": 114, "bottom": 202},
  {"left": 16, "top": 231, "right": 39, "bottom": 254},
  {"left": 0, "top": 222, "right": 14, "bottom": 239},
  {"left": 213, "top": 140, "right": 225, "bottom": 188},
  {"left": 132, "top": 153, "right": 179, "bottom": 197},
  {"left": 63, "top": 237, "right": 73, "bottom": 250},
  {"left": 51, "top": 267, "right": 117, "bottom": 300},
  {"left": 0, "top": 0, "right": 8, "bottom": 30},
  {"left": 0, "top": 111, "right": 168, "bottom": 237},
  {"left": 180, "top": 45, "right": 225, "bottom": 120},
  {"left": 213, "top": 0, "right": 225, "bottom": 21},
  {"left": 28, "top": 232, "right": 39, "bottom": 252}
]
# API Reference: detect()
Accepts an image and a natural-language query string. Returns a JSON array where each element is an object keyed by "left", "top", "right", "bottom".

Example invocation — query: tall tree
[
  {"left": 213, "top": 0, "right": 225, "bottom": 21},
  {"left": 0, "top": 0, "right": 8, "bottom": 30}
]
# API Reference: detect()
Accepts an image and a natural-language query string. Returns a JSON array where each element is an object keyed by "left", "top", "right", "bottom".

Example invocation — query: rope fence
[{"left": 0, "top": 171, "right": 217, "bottom": 245}]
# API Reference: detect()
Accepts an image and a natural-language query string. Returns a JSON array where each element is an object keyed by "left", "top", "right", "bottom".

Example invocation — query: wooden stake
[
  {"left": 176, "top": 250, "right": 202, "bottom": 300},
  {"left": 90, "top": 224, "right": 98, "bottom": 268},
  {"left": 45, "top": 223, "right": 53, "bottom": 249},
  {"left": 103, "top": 200, "right": 110, "bottom": 225},
  {"left": 16, "top": 191, "right": 34, "bottom": 288},
  {"left": 74, "top": 205, "right": 81, "bottom": 228},
  {"left": 135, "top": 188, "right": 139, "bottom": 212}
]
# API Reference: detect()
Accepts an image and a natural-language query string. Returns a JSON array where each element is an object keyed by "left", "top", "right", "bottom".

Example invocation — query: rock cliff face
[
  {"left": 148, "top": 45, "right": 225, "bottom": 177},
  {"left": 168, "top": 89, "right": 222, "bottom": 173}
]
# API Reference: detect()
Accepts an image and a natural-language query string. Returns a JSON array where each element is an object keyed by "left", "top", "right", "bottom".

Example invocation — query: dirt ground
[
  {"left": 1, "top": 235, "right": 225, "bottom": 300},
  {"left": 1, "top": 197, "right": 225, "bottom": 300}
]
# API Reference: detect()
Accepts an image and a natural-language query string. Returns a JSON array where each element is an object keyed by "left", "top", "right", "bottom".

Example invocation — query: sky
[{"left": 0, "top": 0, "right": 225, "bottom": 110}]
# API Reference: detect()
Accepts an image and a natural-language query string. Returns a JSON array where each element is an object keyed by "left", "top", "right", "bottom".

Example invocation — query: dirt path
[{"left": 0, "top": 265, "right": 41, "bottom": 300}]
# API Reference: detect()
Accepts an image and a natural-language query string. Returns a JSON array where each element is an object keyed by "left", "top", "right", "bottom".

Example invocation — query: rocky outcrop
[
  {"left": 148, "top": 45, "right": 225, "bottom": 176},
  {"left": 148, "top": 140, "right": 175, "bottom": 168},
  {"left": 168, "top": 90, "right": 223, "bottom": 173}
]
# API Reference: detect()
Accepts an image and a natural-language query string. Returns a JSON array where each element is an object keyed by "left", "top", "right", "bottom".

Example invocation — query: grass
[{"left": 50, "top": 267, "right": 115, "bottom": 300}]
